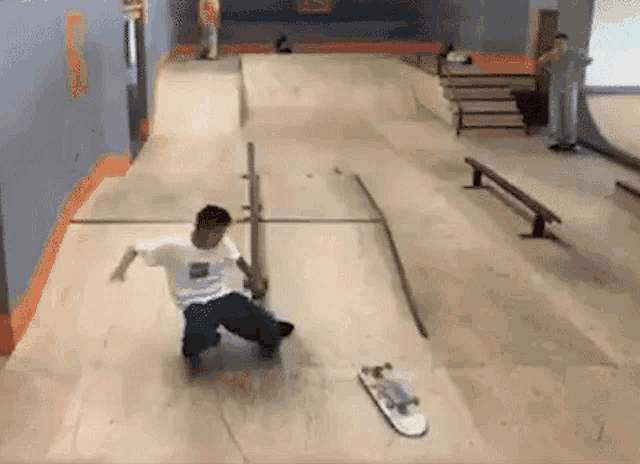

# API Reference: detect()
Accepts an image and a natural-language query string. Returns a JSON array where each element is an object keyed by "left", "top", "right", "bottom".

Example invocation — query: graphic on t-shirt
[
  {"left": 189, "top": 262, "right": 210, "bottom": 280},
  {"left": 137, "top": 233, "right": 241, "bottom": 311}
]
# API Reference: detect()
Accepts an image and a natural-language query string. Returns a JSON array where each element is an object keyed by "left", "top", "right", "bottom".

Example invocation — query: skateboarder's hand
[
  {"left": 109, "top": 268, "right": 126, "bottom": 283},
  {"left": 250, "top": 277, "right": 268, "bottom": 299}
]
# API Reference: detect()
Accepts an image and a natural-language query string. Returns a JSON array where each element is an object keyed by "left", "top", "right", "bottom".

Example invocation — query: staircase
[{"left": 413, "top": 53, "right": 540, "bottom": 136}]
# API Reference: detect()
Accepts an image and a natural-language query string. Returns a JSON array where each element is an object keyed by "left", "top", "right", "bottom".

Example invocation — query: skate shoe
[
  {"left": 279, "top": 321, "right": 295, "bottom": 338},
  {"left": 260, "top": 322, "right": 294, "bottom": 359},
  {"left": 259, "top": 343, "right": 278, "bottom": 359},
  {"left": 184, "top": 355, "right": 204, "bottom": 377}
]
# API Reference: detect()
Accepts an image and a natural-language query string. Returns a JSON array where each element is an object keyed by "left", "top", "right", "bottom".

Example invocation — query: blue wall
[
  {"left": 216, "top": 0, "right": 529, "bottom": 51},
  {"left": 0, "top": 0, "right": 130, "bottom": 311}
]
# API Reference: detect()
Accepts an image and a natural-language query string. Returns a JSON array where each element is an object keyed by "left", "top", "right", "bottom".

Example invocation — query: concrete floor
[{"left": 2, "top": 54, "right": 640, "bottom": 463}]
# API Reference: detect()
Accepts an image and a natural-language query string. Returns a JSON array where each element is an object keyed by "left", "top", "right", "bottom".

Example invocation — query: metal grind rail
[
  {"left": 616, "top": 180, "right": 640, "bottom": 200},
  {"left": 464, "top": 157, "right": 562, "bottom": 240},
  {"left": 237, "top": 145, "right": 428, "bottom": 339}
]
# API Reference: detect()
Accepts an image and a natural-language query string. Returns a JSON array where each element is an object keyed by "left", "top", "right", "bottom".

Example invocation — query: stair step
[
  {"left": 456, "top": 100, "right": 520, "bottom": 113},
  {"left": 444, "top": 87, "right": 517, "bottom": 100},
  {"left": 441, "top": 76, "right": 537, "bottom": 88},
  {"left": 460, "top": 113, "right": 524, "bottom": 127}
]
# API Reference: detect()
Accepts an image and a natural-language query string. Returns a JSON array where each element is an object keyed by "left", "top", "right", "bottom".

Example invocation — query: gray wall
[
  {"left": 0, "top": 1, "right": 130, "bottom": 312},
  {"left": 216, "top": 0, "right": 530, "bottom": 53},
  {"left": 424, "top": 0, "right": 530, "bottom": 53}
]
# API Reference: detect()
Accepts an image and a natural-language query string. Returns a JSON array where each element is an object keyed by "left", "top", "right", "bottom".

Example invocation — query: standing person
[
  {"left": 538, "top": 33, "right": 593, "bottom": 152},
  {"left": 198, "top": 0, "right": 221, "bottom": 59},
  {"left": 110, "top": 205, "right": 295, "bottom": 374}
]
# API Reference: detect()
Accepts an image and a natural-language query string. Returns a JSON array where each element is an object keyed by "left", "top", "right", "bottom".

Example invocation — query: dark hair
[
  {"left": 196, "top": 205, "right": 232, "bottom": 230},
  {"left": 555, "top": 33, "right": 568, "bottom": 40}
]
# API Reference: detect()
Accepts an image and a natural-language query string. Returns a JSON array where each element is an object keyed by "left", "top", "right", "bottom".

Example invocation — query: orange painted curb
[{"left": 3, "top": 156, "right": 130, "bottom": 356}]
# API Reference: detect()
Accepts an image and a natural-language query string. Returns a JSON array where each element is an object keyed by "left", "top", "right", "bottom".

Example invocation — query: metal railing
[{"left": 464, "top": 157, "right": 562, "bottom": 239}]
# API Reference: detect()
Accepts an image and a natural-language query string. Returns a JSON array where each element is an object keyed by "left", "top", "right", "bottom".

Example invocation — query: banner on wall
[{"left": 64, "top": 10, "right": 89, "bottom": 102}]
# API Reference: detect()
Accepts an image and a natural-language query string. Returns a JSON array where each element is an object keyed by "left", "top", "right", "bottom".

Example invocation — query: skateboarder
[{"left": 110, "top": 205, "right": 295, "bottom": 372}]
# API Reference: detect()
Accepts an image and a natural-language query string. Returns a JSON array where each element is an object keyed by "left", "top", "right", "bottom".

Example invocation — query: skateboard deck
[{"left": 358, "top": 363, "right": 428, "bottom": 437}]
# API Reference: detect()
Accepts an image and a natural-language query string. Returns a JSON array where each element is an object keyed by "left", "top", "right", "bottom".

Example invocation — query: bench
[{"left": 463, "top": 157, "right": 562, "bottom": 239}]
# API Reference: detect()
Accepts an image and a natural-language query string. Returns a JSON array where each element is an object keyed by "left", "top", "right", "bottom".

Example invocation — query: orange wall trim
[
  {"left": 219, "top": 41, "right": 444, "bottom": 56},
  {"left": 1, "top": 156, "right": 130, "bottom": 357},
  {"left": 472, "top": 54, "right": 538, "bottom": 75},
  {"left": 175, "top": 44, "right": 196, "bottom": 56},
  {"left": 221, "top": 43, "right": 275, "bottom": 55}
]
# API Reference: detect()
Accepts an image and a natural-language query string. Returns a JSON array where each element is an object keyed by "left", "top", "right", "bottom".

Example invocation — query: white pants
[{"left": 548, "top": 82, "right": 578, "bottom": 145}]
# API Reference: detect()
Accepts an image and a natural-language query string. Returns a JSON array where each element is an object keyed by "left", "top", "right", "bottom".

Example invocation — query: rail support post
[
  {"left": 463, "top": 170, "right": 489, "bottom": 189},
  {"left": 519, "top": 214, "right": 546, "bottom": 239}
]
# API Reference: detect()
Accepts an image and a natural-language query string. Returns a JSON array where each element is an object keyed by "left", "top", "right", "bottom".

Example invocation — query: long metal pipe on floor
[{"left": 353, "top": 174, "right": 429, "bottom": 339}]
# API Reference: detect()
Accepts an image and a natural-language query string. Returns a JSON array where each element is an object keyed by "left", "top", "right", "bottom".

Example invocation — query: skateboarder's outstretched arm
[
  {"left": 110, "top": 246, "right": 138, "bottom": 282},
  {"left": 111, "top": 238, "right": 167, "bottom": 282}
]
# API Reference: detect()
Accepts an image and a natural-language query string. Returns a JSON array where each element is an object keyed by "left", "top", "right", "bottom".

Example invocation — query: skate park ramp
[
  {"left": 151, "top": 58, "right": 244, "bottom": 139},
  {"left": 585, "top": 94, "right": 640, "bottom": 163},
  {"left": 241, "top": 54, "right": 420, "bottom": 121},
  {"left": 3, "top": 52, "right": 640, "bottom": 463}
]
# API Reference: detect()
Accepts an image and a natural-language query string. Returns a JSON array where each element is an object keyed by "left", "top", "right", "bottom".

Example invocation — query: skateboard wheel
[
  {"left": 412, "top": 397, "right": 419, "bottom": 406},
  {"left": 384, "top": 363, "right": 392, "bottom": 370},
  {"left": 361, "top": 367, "right": 370, "bottom": 375}
]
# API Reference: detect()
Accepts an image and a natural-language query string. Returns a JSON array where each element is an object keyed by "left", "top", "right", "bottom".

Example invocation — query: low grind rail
[
  {"left": 464, "top": 157, "right": 562, "bottom": 239},
  {"left": 616, "top": 181, "right": 640, "bottom": 199}
]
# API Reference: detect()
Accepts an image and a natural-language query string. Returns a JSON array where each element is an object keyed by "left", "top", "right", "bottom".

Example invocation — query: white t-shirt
[{"left": 135, "top": 233, "right": 241, "bottom": 311}]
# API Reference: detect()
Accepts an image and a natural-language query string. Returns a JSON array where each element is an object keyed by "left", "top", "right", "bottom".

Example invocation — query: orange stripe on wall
[
  {"left": 221, "top": 43, "right": 275, "bottom": 54},
  {"left": 219, "top": 41, "right": 444, "bottom": 55},
  {"left": 175, "top": 45, "right": 196, "bottom": 56},
  {"left": 472, "top": 54, "right": 538, "bottom": 75},
  {"left": 1, "top": 156, "right": 130, "bottom": 356}
]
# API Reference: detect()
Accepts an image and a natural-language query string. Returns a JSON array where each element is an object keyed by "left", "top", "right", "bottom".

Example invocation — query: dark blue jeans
[{"left": 182, "top": 292, "right": 281, "bottom": 358}]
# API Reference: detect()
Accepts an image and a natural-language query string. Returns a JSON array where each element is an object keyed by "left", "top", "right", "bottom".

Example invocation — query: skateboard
[{"left": 358, "top": 363, "right": 428, "bottom": 437}]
